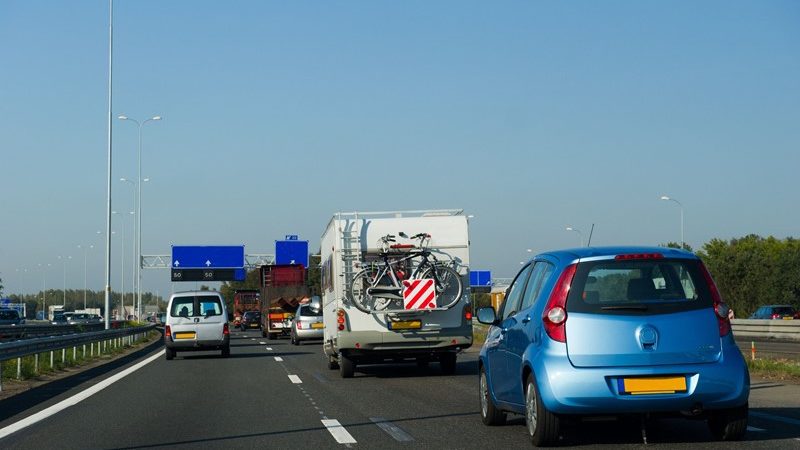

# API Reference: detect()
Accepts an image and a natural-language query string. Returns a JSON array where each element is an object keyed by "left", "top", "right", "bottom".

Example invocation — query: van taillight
[
  {"left": 464, "top": 303, "right": 473, "bottom": 321},
  {"left": 542, "top": 263, "right": 577, "bottom": 343},
  {"left": 223, "top": 323, "right": 229, "bottom": 335},
  {"left": 165, "top": 325, "right": 172, "bottom": 338},
  {"left": 699, "top": 262, "right": 730, "bottom": 336},
  {"left": 337, "top": 308, "right": 346, "bottom": 331}
]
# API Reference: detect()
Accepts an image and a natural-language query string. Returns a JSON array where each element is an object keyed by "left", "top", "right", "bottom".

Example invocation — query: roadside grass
[
  {"left": 746, "top": 357, "right": 800, "bottom": 382},
  {"left": 1, "top": 330, "right": 158, "bottom": 382}
]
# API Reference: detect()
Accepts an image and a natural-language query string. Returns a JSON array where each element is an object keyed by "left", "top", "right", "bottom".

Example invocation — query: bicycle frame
[{"left": 365, "top": 248, "right": 440, "bottom": 295}]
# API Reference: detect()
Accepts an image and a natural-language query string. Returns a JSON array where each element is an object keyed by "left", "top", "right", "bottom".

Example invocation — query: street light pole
[
  {"left": 118, "top": 114, "right": 161, "bottom": 321},
  {"left": 57, "top": 256, "right": 71, "bottom": 308},
  {"left": 565, "top": 226, "right": 584, "bottom": 247},
  {"left": 120, "top": 178, "right": 137, "bottom": 316},
  {"left": 78, "top": 244, "right": 94, "bottom": 310},
  {"left": 660, "top": 195, "right": 684, "bottom": 249},
  {"left": 103, "top": 0, "right": 114, "bottom": 330}
]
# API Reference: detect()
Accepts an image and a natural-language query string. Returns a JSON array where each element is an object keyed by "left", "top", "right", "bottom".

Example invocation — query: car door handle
[{"left": 521, "top": 315, "right": 531, "bottom": 324}]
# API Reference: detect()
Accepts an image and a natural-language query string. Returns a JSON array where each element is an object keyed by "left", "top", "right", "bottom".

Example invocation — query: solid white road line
[
  {"left": 0, "top": 350, "right": 165, "bottom": 440},
  {"left": 370, "top": 417, "right": 414, "bottom": 442},
  {"left": 288, "top": 375, "right": 302, "bottom": 384},
  {"left": 274, "top": 356, "right": 284, "bottom": 362},
  {"left": 321, "top": 419, "right": 357, "bottom": 444}
]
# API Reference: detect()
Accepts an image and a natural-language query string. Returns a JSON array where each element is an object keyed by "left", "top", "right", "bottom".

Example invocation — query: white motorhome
[{"left": 320, "top": 210, "right": 473, "bottom": 378}]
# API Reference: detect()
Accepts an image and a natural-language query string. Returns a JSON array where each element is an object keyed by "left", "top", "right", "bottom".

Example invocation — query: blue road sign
[
  {"left": 275, "top": 239, "right": 309, "bottom": 267},
  {"left": 469, "top": 270, "right": 492, "bottom": 287},
  {"left": 171, "top": 245, "right": 245, "bottom": 269}
]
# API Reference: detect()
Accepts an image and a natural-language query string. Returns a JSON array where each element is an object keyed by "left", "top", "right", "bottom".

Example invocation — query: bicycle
[{"left": 347, "top": 232, "right": 463, "bottom": 313}]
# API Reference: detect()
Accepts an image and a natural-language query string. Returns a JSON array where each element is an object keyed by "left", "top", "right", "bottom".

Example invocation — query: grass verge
[{"left": 746, "top": 357, "right": 800, "bottom": 382}]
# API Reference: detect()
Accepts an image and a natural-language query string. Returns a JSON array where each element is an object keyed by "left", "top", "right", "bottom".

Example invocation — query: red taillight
[
  {"left": 336, "top": 309, "right": 346, "bottom": 331},
  {"left": 223, "top": 323, "right": 229, "bottom": 335},
  {"left": 165, "top": 325, "right": 172, "bottom": 338},
  {"left": 296, "top": 321, "right": 302, "bottom": 330},
  {"left": 699, "top": 262, "right": 730, "bottom": 336},
  {"left": 542, "top": 263, "right": 577, "bottom": 343},
  {"left": 464, "top": 303, "right": 473, "bottom": 321},
  {"left": 771, "top": 313, "right": 780, "bottom": 320},
  {"left": 615, "top": 253, "right": 664, "bottom": 260}
]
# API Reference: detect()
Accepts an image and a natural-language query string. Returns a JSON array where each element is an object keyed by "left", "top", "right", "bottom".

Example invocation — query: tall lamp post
[
  {"left": 565, "top": 226, "right": 584, "bottom": 247},
  {"left": 57, "top": 255, "right": 72, "bottom": 308},
  {"left": 78, "top": 244, "right": 94, "bottom": 309},
  {"left": 38, "top": 263, "right": 51, "bottom": 319},
  {"left": 120, "top": 177, "right": 138, "bottom": 314},
  {"left": 660, "top": 195, "right": 684, "bottom": 249},
  {"left": 118, "top": 114, "right": 161, "bottom": 321}
]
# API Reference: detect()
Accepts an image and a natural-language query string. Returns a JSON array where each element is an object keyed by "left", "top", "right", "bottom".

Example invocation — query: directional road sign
[
  {"left": 171, "top": 268, "right": 246, "bottom": 282},
  {"left": 469, "top": 270, "right": 492, "bottom": 293},
  {"left": 171, "top": 245, "right": 245, "bottom": 269},
  {"left": 275, "top": 239, "right": 309, "bottom": 268}
]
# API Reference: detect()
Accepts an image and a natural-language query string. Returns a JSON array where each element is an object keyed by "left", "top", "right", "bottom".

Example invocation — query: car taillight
[
  {"left": 296, "top": 321, "right": 302, "bottom": 330},
  {"left": 615, "top": 253, "right": 664, "bottom": 260},
  {"left": 542, "top": 263, "right": 577, "bottom": 343},
  {"left": 165, "top": 325, "right": 172, "bottom": 338},
  {"left": 771, "top": 313, "right": 780, "bottom": 320},
  {"left": 699, "top": 262, "right": 730, "bottom": 336},
  {"left": 337, "top": 308, "right": 346, "bottom": 331},
  {"left": 223, "top": 323, "right": 229, "bottom": 335}
]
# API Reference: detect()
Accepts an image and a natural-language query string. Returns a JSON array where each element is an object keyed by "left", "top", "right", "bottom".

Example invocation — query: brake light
[
  {"left": 223, "top": 323, "right": 229, "bottom": 335},
  {"left": 699, "top": 262, "right": 730, "bottom": 336},
  {"left": 771, "top": 313, "right": 780, "bottom": 320},
  {"left": 542, "top": 263, "right": 577, "bottom": 343},
  {"left": 464, "top": 303, "right": 473, "bottom": 321},
  {"left": 615, "top": 253, "right": 664, "bottom": 260},
  {"left": 296, "top": 321, "right": 302, "bottom": 330},
  {"left": 337, "top": 308, "right": 346, "bottom": 331},
  {"left": 165, "top": 325, "right": 172, "bottom": 338}
]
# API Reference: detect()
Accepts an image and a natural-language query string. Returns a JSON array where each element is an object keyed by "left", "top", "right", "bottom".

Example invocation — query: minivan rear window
[
  {"left": 567, "top": 259, "right": 712, "bottom": 315},
  {"left": 170, "top": 296, "right": 223, "bottom": 317},
  {"left": 298, "top": 305, "right": 322, "bottom": 317}
]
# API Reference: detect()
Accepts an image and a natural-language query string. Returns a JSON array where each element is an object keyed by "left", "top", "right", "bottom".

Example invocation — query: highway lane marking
[
  {"left": 746, "top": 426, "right": 765, "bottom": 432},
  {"left": 0, "top": 350, "right": 164, "bottom": 441},
  {"left": 750, "top": 411, "right": 800, "bottom": 427},
  {"left": 288, "top": 375, "right": 302, "bottom": 384},
  {"left": 370, "top": 417, "right": 414, "bottom": 442},
  {"left": 274, "top": 356, "right": 284, "bottom": 361},
  {"left": 259, "top": 341, "right": 266, "bottom": 344},
  {"left": 321, "top": 419, "right": 357, "bottom": 444},
  {"left": 265, "top": 347, "right": 272, "bottom": 350}
]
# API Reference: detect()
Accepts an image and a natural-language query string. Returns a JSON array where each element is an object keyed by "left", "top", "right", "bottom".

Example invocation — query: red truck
[
  {"left": 232, "top": 289, "right": 261, "bottom": 328},
  {"left": 259, "top": 264, "right": 309, "bottom": 340}
]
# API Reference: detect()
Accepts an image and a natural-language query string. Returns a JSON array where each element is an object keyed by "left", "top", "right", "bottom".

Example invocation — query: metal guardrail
[
  {"left": 731, "top": 319, "right": 800, "bottom": 341},
  {"left": 0, "top": 321, "right": 129, "bottom": 342},
  {"left": 0, "top": 323, "right": 157, "bottom": 362}
]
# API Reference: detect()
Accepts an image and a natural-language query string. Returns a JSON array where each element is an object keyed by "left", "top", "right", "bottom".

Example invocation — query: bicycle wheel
[
  {"left": 420, "top": 265, "right": 463, "bottom": 309},
  {"left": 347, "top": 268, "right": 396, "bottom": 313}
]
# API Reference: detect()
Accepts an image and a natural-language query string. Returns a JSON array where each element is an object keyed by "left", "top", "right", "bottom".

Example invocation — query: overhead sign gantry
[{"left": 171, "top": 245, "right": 246, "bottom": 282}]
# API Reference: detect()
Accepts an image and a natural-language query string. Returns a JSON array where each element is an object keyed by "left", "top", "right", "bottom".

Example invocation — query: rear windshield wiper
[{"left": 600, "top": 305, "right": 649, "bottom": 311}]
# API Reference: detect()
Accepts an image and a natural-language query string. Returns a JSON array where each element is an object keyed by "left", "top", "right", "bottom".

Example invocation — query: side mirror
[
  {"left": 309, "top": 295, "right": 322, "bottom": 314},
  {"left": 477, "top": 307, "right": 497, "bottom": 325}
]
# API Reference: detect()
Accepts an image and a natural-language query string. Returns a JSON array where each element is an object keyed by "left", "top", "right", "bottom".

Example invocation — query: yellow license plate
[
  {"left": 389, "top": 320, "right": 422, "bottom": 330},
  {"left": 311, "top": 322, "right": 324, "bottom": 329},
  {"left": 622, "top": 376, "right": 686, "bottom": 395},
  {"left": 782, "top": 316, "right": 794, "bottom": 320},
  {"left": 174, "top": 332, "right": 196, "bottom": 340}
]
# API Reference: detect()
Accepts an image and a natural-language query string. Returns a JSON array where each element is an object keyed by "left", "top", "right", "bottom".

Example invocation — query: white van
[
  {"left": 164, "top": 291, "right": 230, "bottom": 360},
  {"left": 321, "top": 210, "right": 473, "bottom": 378}
]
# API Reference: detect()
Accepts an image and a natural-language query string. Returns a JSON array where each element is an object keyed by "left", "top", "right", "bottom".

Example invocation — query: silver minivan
[{"left": 164, "top": 291, "right": 230, "bottom": 360}]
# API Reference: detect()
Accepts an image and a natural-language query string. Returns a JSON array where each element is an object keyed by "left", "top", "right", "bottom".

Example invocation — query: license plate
[
  {"left": 389, "top": 320, "right": 422, "bottom": 330},
  {"left": 782, "top": 316, "right": 794, "bottom": 320},
  {"left": 311, "top": 322, "right": 324, "bottom": 329},
  {"left": 174, "top": 331, "right": 196, "bottom": 340},
  {"left": 620, "top": 376, "right": 686, "bottom": 395}
]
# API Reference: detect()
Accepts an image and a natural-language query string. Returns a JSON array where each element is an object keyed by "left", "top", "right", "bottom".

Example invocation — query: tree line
[{"left": 3, "top": 289, "right": 164, "bottom": 318}]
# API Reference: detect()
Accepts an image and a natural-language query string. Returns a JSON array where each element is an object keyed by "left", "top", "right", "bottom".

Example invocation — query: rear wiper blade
[{"left": 600, "top": 305, "right": 648, "bottom": 311}]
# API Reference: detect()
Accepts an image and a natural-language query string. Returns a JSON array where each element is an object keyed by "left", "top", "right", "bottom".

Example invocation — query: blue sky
[{"left": 1, "top": 1, "right": 799, "bottom": 299}]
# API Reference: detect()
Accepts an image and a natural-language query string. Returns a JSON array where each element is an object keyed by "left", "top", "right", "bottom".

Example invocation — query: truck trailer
[
  {"left": 320, "top": 210, "right": 473, "bottom": 378},
  {"left": 259, "top": 264, "right": 309, "bottom": 340}
]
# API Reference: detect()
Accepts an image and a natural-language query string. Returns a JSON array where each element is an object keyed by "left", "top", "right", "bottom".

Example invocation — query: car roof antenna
[{"left": 586, "top": 223, "right": 595, "bottom": 247}]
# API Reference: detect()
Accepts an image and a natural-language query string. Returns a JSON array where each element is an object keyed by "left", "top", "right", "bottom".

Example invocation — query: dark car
[
  {"left": 51, "top": 312, "right": 69, "bottom": 325},
  {"left": 749, "top": 305, "right": 796, "bottom": 320},
  {"left": 240, "top": 311, "right": 261, "bottom": 331},
  {"left": 0, "top": 309, "right": 24, "bottom": 326}
]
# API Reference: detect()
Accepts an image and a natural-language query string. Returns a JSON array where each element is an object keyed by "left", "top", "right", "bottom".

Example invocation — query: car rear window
[
  {"left": 567, "top": 258, "right": 712, "bottom": 315},
  {"left": 0, "top": 310, "right": 19, "bottom": 320},
  {"left": 774, "top": 307, "right": 795, "bottom": 315},
  {"left": 170, "top": 296, "right": 223, "bottom": 317},
  {"left": 299, "top": 305, "right": 322, "bottom": 317}
]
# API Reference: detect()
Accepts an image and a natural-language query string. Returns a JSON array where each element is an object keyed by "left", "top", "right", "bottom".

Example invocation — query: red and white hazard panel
[{"left": 402, "top": 278, "right": 437, "bottom": 309}]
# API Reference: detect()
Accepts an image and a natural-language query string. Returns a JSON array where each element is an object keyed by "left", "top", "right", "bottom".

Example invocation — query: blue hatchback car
[{"left": 478, "top": 247, "right": 749, "bottom": 446}]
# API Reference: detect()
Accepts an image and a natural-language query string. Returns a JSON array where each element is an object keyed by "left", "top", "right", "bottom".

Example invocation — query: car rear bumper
[
  {"left": 166, "top": 336, "right": 230, "bottom": 351},
  {"left": 534, "top": 342, "right": 750, "bottom": 415},
  {"left": 330, "top": 324, "right": 473, "bottom": 358},
  {"left": 296, "top": 327, "right": 324, "bottom": 340}
]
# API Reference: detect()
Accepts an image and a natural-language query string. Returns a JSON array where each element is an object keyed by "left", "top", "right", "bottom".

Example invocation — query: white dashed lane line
[
  {"left": 259, "top": 341, "right": 266, "bottom": 344},
  {"left": 265, "top": 347, "right": 272, "bottom": 351},
  {"left": 371, "top": 417, "right": 414, "bottom": 442},
  {"left": 322, "top": 419, "right": 358, "bottom": 444},
  {"left": 274, "top": 356, "right": 284, "bottom": 362},
  {"left": 288, "top": 375, "right": 302, "bottom": 384}
]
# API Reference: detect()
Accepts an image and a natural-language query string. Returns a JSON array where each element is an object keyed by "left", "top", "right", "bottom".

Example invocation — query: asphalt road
[{"left": 0, "top": 331, "right": 798, "bottom": 449}]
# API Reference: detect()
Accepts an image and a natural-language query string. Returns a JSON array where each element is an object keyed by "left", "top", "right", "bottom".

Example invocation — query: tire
[
  {"left": 348, "top": 268, "right": 396, "bottom": 313},
  {"left": 165, "top": 348, "right": 175, "bottom": 361},
  {"left": 339, "top": 352, "right": 355, "bottom": 378},
  {"left": 327, "top": 354, "right": 339, "bottom": 370},
  {"left": 525, "top": 374, "right": 560, "bottom": 446},
  {"left": 708, "top": 403, "right": 748, "bottom": 441},
  {"left": 440, "top": 352, "right": 457, "bottom": 375},
  {"left": 479, "top": 366, "right": 506, "bottom": 425},
  {"left": 222, "top": 345, "right": 230, "bottom": 358},
  {"left": 420, "top": 265, "right": 463, "bottom": 309},
  {"left": 266, "top": 332, "right": 274, "bottom": 340}
]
